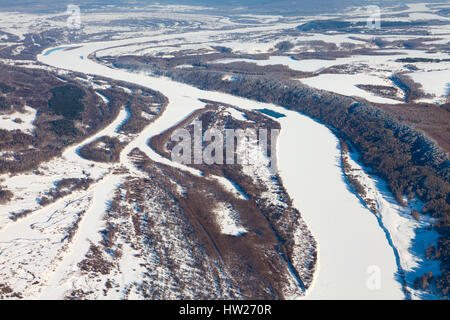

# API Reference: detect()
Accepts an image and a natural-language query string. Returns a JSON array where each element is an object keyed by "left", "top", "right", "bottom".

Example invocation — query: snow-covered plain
[
  {"left": 36, "top": 33, "right": 409, "bottom": 299},
  {"left": 214, "top": 55, "right": 339, "bottom": 72},
  {"left": 212, "top": 47, "right": 450, "bottom": 104},
  {"left": 300, "top": 73, "right": 400, "bottom": 104},
  {"left": 409, "top": 69, "right": 450, "bottom": 102},
  {"left": 38, "top": 174, "right": 124, "bottom": 300},
  {"left": 0, "top": 105, "right": 36, "bottom": 133}
]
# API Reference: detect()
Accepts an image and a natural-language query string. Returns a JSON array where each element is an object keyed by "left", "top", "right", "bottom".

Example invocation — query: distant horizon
[{"left": 0, "top": 0, "right": 444, "bottom": 15}]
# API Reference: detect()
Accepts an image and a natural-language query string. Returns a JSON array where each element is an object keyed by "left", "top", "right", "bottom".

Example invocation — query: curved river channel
[{"left": 38, "top": 36, "right": 404, "bottom": 299}]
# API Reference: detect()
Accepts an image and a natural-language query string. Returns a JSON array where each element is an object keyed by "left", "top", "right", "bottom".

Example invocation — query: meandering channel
[{"left": 38, "top": 37, "right": 404, "bottom": 299}]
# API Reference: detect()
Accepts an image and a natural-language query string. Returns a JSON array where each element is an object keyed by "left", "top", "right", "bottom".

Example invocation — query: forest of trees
[
  {"left": 390, "top": 73, "right": 426, "bottom": 102},
  {"left": 79, "top": 136, "right": 124, "bottom": 163},
  {"left": 0, "top": 187, "right": 13, "bottom": 204},
  {"left": 39, "top": 177, "right": 93, "bottom": 207},
  {"left": 296, "top": 19, "right": 428, "bottom": 33},
  {"left": 147, "top": 102, "right": 318, "bottom": 290},
  {"left": 0, "top": 64, "right": 120, "bottom": 175},
  {"left": 0, "top": 63, "right": 167, "bottom": 177}
]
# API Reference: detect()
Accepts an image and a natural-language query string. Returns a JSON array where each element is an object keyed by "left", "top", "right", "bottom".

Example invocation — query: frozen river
[{"left": 38, "top": 36, "right": 404, "bottom": 299}]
